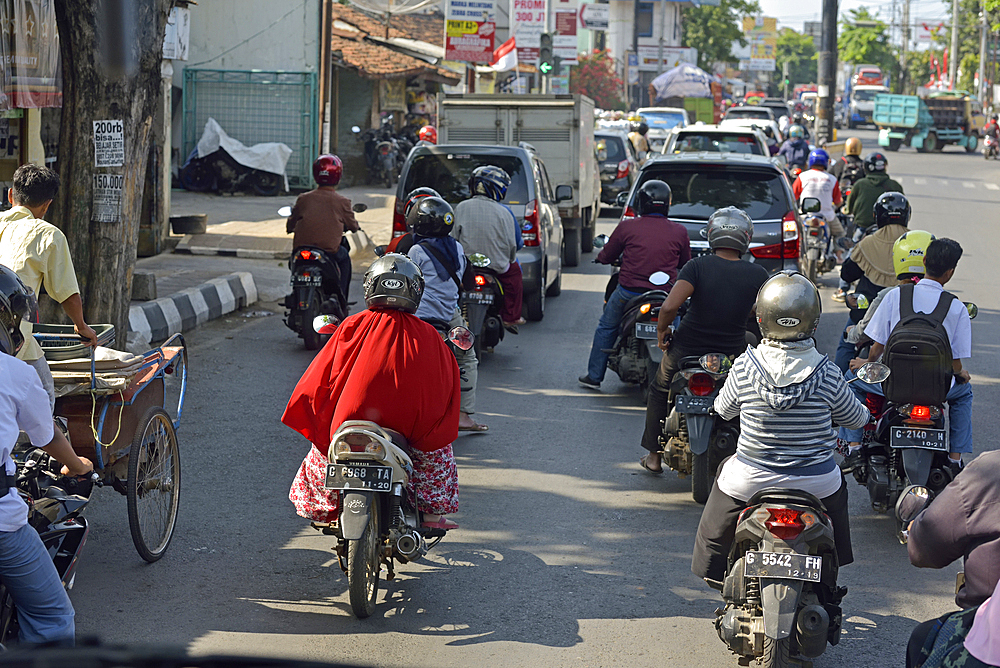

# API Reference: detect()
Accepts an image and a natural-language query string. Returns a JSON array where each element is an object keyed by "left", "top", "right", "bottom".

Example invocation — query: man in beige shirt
[{"left": 0, "top": 164, "right": 97, "bottom": 408}]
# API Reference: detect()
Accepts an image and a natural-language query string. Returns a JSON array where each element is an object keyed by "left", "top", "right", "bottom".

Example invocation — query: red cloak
[{"left": 281, "top": 309, "right": 460, "bottom": 455}]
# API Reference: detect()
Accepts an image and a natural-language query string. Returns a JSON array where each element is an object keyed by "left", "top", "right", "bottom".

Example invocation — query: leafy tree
[
  {"left": 570, "top": 50, "right": 626, "bottom": 110},
  {"left": 681, "top": 0, "right": 761, "bottom": 70},
  {"left": 839, "top": 8, "right": 898, "bottom": 82},
  {"left": 776, "top": 28, "right": 817, "bottom": 85}
]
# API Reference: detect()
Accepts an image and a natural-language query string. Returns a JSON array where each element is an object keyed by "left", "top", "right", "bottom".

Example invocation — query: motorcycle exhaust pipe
[
  {"left": 795, "top": 604, "right": 830, "bottom": 658},
  {"left": 396, "top": 530, "right": 427, "bottom": 560}
]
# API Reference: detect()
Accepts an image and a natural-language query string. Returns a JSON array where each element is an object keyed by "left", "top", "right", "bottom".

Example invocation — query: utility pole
[
  {"left": 950, "top": 0, "right": 959, "bottom": 88},
  {"left": 633, "top": 0, "right": 641, "bottom": 106},
  {"left": 901, "top": 0, "right": 910, "bottom": 92},
  {"left": 979, "top": 5, "right": 988, "bottom": 101},
  {"left": 816, "top": 0, "right": 837, "bottom": 143}
]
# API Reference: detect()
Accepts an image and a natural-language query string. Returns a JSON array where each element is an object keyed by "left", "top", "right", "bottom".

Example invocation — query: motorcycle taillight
[
  {"left": 474, "top": 274, "right": 487, "bottom": 287},
  {"left": 765, "top": 508, "right": 805, "bottom": 540},
  {"left": 864, "top": 392, "right": 884, "bottom": 415},
  {"left": 688, "top": 372, "right": 715, "bottom": 396}
]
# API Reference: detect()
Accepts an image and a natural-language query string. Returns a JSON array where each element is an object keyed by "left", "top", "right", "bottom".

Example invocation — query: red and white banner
[
  {"left": 490, "top": 36, "right": 518, "bottom": 72},
  {"left": 445, "top": 0, "right": 496, "bottom": 63}
]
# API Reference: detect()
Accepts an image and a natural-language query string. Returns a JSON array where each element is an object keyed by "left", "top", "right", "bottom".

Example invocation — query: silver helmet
[
  {"left": 706, "top": 207, "right": 754, "bottom": 254},
  {"left": 363, "top": 253, "right": 424, "bottom": 314},
  {"left": 756, "top": 271, "right": 822, "bottom": 341}
]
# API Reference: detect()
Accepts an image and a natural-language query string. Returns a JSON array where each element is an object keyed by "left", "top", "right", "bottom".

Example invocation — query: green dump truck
[{"left": 874, "top": 93, "right": 980, "bottom": 153}]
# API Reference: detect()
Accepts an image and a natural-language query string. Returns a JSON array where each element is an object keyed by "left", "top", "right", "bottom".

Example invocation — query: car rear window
[
  {"left": 672, "top": 132, "right": 763, "bottom": 155},
  {"left": 638, "top": 164, "right": 789, "bottom": 220},
  {"left": 726, "top": 108, "right": 771, "bottom": 120},
  {"left": 596, "top": 135, "right": 627, "bottom": 162},
  {"left": 403, "top": 153, "right": 529, "bottom": 205}
]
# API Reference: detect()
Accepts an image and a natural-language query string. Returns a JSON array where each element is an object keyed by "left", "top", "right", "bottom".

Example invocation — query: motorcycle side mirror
[
  {"left": 278, "top": 205, "right": 292, "bottom": 217},
  {"left": 649, "top": 271, "right": 670, "bottom": 286},
  {"left": 800, "top": 197, "right": 822, "bottom": 214},
  {"left": 351, "top": 126, "right": 361, "bottom": 134},
  {"left": 895, "top": 485, "right": 931, "bottom": 523},
  {"left": 353, "top": 203, "right": 368, "bottom": 213},
  {"left": 312, "top": 315, "right": 340, "bottom": 335},
  {"left": 447, "top": 326, "right": 475, "bottom": 351},
  {"left": 469, "top": 253, "right": 491, "bottom": 268},
  {"left": 965, "top": 302, "right": 978, "bottom": 319},
  {"left": 614, "top": 192, "right": 629, "bottom": 207},
  {"left": 699, "top": 353, "right": 732, "bottom": 374},
  {"left": 373, "top": 245, "right": 387, "bottom": 257},
  {"left": 853, "top": 362, "right": 891, "bottom": 384},
  {"left": 593, "top": 234, "right": 610, "bottom": 248}
]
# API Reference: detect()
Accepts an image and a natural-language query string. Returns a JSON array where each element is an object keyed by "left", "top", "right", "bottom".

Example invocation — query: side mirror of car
[
  {"left": 593, "top": 234, "right": 610, "bottom": 248},
  {"left": 352, "top": 203, "right": 368, "bottom": 213},
  {"left": 800, "top": 197, "right": 822, "bottom": 214},
  {"left": 614, "top": 191, "right": 629, "bottom": 207},
  {"left": 555, "top": 185, "right": 573, "bottom": 202}
]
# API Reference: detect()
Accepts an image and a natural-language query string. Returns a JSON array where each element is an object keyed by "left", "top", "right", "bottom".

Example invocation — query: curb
[{"left": 128, "top": 272, "right": 258, "bottom": 346}]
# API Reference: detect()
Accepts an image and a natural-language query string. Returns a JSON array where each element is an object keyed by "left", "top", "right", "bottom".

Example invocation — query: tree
[
  {"left": 839, "top": 8, "right": 898, "bottom": 82},
  {"left": 52, "top": 1, "right": 173, "bottom": 344},
  {"left": 570, "top": 50, "right": 626, "bottom": 110},
  {"left": 681, "top": 0, "right": 761, "bottom": 71},
  {"left": 776, "top": 28, "right": 817, "bottom": 85}
]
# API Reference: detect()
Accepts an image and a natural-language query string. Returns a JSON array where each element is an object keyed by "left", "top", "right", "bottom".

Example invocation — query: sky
[{"left": 756, "top": 0, "right": 952, "bottom": 32}]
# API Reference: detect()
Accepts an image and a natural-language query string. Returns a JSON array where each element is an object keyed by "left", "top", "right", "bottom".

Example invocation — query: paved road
[{"left": 71, "top": 129, "right": 996, "bottom": 666}]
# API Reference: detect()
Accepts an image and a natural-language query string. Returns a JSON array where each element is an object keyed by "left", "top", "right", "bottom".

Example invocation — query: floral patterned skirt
[{"left": 289, "top": 444, "right": 459, "bottom": 522}]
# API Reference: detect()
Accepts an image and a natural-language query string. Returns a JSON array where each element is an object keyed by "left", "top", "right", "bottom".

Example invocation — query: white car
[
  {"left": 636, "top": 107, "right": 690, "bottom": 153},
  {"left": 662, "top": 124, "right": 770, "bottom": 157},
  {"left": 720, "top": 117, "right": 784, "bottom": 145}
]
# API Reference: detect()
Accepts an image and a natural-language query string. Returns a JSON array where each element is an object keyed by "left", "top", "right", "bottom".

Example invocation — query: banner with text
[
  {"left": 554, "top": 4, "right": 578, "bottom": 65},
  {"left": 741, "top": 16, "right": 777, "bottom": 72},
  {"left": 511, "top": 0, "right": 546, "bottom": 63},
  {"left": 578, "top": 3, "right": 608, "bottom": 30},
  {"left": 446, "top": 0, "right": 496, "bottom": 63},
  {"left": 636, "top": 46, "right": 698, "bottom": 72}
]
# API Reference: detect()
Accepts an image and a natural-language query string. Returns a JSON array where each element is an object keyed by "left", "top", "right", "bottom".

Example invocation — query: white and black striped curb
[{"left": 128, "top": 272, "right": 258, "bottom": 345}]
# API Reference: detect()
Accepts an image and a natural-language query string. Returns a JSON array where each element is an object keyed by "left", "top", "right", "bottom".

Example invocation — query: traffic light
[
  {"left": 553, "top": 55, "right": 562, "bottom": 76},
  {"left": 539, "top": 33, "right": 554, "bottom": 74}
]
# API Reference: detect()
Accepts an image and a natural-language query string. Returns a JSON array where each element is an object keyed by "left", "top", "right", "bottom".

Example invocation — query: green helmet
[{"left": 755, "top": 271, "right": 822, "bottom": 342}]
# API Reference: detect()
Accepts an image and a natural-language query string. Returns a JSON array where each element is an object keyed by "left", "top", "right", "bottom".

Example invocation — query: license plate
[
  {"left": 744, "top": 551, "right": 822, "bottom": 582},
  {"left": 890, "top": 427, "right": 947, "bottom": 451},
  {"left": 294, "top": 274, "right": 321, "bottom": 285},
  {"left": 676, "top": 394, "right": 714, "bottom": 414},
  {"left": 463, "top": 291, "right": 494, "bottom": 304},
  {"left": 324, "top": 463, "right": 392, "bottom": 491},
  {"left": 635, "top": 322, "right": 658, "bottom": 339}
]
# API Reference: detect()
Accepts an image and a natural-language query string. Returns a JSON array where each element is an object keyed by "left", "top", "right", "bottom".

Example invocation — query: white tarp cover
[
  {"left": 196, "top": 117, "right": 292, "bottom": 178},
  {"left": 650, "top": 63, "right": 713, "bottom": 101}
]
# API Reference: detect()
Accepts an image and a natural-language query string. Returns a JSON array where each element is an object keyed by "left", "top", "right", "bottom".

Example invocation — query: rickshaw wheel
[{"left": 127, "top": 407, "right": 181, "bottom": 563}]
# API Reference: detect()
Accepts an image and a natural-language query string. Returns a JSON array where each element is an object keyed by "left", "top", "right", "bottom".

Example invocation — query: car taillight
[
  {"left": 765, "top": 508, "right": 805, "bottom": 540},
  {"left": 616, "top": 160, "right": 629, "bottom": 180},
  {"left": 621, "top": 204, "right": 635, "bottom": 220},
  {"left": 522, "top": 199, "right": 539, "bottom": 247},
  {"left": 474, "top": 274, "right": 487, "bottom": 287},
  {"left": 392, "top": 197, "right": 406, "bottom": 238},
  {"left": 750, "top": 239, "right": 800, "bottom": 259},
  {"left": 688, "top": 372, "right": 715, "bottom": 396}
]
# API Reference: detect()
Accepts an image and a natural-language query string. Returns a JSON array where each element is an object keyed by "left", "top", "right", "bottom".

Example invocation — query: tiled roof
[{"left": 329, "top": 4, "right": 444, "bottom": 47}]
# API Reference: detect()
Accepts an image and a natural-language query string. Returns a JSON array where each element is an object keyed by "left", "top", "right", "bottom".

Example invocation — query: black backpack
[
  {"left": 840, "top": 158, "right": 865, "bottom": 187},
  {"left": 882, "top": 284, "right": 956, "bottom": 405}
]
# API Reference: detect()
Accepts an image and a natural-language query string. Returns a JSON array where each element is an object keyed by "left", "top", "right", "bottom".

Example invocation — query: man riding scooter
[
  {"left": 792, "top": 148, "right": 847, "bottom": 257},
  {"left": 777, "top": 125, "right": 810, "bottom": 172}
]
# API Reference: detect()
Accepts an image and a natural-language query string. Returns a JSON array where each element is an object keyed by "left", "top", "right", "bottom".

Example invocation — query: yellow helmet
[
  {"left": 893, "top": 230, "right": 936, "bottom": 278},
  {"left": 845, "top": 137, "right": 863, "bottom": 156}
]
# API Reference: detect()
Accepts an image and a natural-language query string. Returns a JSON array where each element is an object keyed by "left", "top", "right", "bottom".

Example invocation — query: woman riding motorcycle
[
  {"left": 283, "top": 254, "right": 462, "bottom": 530},
  {"left": 692, "top": 272, "right": 869, "bottom": 583}
]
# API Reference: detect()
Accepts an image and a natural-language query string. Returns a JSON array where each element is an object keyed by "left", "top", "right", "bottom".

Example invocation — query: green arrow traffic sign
[{"left": 539, "top": 61, "right": 553, "bottom": 74}]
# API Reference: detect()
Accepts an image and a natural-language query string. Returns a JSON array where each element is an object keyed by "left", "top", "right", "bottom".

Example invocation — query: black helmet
[
  {"left": 403, "top": 187, "right": 441, "bottom": 221},
  {"left": 0, "top": 264, "right": 34, "bottom": 356},
  {"left": 634, "top": 180, "right": 671, "bottom": 217},
  {"left": 637, "top": 121, "right": 649, "bottom": 135},
  {"left": 873, "top": 192, "right": 911, "bottom": 229},
  {"left": 864, "top": 151, "right": 887, "bottom": 174},
  {"left": 992, "top": 114, "right": 998, "bottom": 121},
  {"left": 469, "top": 165, "right": 510, "bottom": 202},
  {"left": 363, "top": 254, "right": 424, "bottom": 314},
  {"left": 409, "top": 196, "right": 455, "bottom": 238}
]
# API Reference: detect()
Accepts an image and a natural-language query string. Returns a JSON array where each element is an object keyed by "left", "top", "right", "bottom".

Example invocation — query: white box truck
[{"left": 437, "top": 93, "right": 601, "bottom": 266}]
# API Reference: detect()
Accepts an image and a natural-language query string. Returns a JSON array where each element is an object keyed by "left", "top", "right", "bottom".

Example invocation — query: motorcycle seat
[
  {"left": 746, "top": 487, "right": 828, "bottom": 512},
  {"left": 383, "top": 428, "right": 410, "bottom": 451},
  {"left": 679, "top": 355, "right": 704, "bottom": 369}
]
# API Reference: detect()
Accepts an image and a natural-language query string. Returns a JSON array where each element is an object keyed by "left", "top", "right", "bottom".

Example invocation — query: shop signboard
[
  {"left": 741, "top": 16, "right": 777, "bottom": 72},
  {"left": 554, "top": 4, "right": 578, "bottom": 65},
  {"left": 0, "top": 0, "right": 62, "bottom": 110},
  {"left": 511, "top": 0, "right": 546, "bottom": 63},
  {"left": 445, "top": 0, "right": 496, "bottom": 63},
  {"left": 578, "top": 3, "right": 608, "bottom": 30},
  {"left": 636, "top": 46, "right": 698, "bottom": 72}
]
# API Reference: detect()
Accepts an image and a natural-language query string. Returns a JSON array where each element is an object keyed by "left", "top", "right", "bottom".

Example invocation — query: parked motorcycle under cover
[{"left": 181, "top": 117, "right": 291, "bottom": 195}]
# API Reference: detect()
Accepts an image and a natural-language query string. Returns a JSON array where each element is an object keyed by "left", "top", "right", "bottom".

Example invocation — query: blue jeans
[
  {"left": 835, "top": 315, "right": 859, "bottom": 373},
  {"left": 0, "top": 524, "right": 75, "bottom": 645},
  {"left": 839, "top": 372, "right": 974, "bottom": 454},
  {"left": 587, "top": 285, "right": 642, "bottom": 382}
]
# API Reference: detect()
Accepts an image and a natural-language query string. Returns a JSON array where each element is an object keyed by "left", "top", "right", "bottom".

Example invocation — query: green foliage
[
  {"left": 839, "top": 8, "right": 898, "bottom": 85},
  {"left": 776, "top": 28, "right": 817, "bottom": 85},
  {"left": 901, "top": 49, "right": 934, "bottom": 92},
  {"left": 681, "top": 0, "right": 761, "bottom": 70},
  {"left": 570, "top": 50, "right": 626, "bottom": 110}
]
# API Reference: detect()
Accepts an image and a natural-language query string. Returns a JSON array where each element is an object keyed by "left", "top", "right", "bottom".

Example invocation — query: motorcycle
[
  {"left": 309, "top": 319, "right": 472, "bottom": 619},
  {"left": 799, "top": 197, "right": 851, "bottom": 284},
  {"left": 352, "top": 115, "right": 402, "bottom": 189},
  {"left": 279, "top": 202, "right": 367, "bottom": 350},
  {"left": 660, "top": 353, "right": 740, "bottom": 504},
  {"left": 460, "top": 254, "right": 505, "bottom": 360},
  {"left": 179, "top": 148, "right": 284, "bottom": 196},
  {"left": 984, "top": 133, "right": 999, "bottom": 160},
  {"left": 0, "top": 442, "right": 97, "bottom": 644}
]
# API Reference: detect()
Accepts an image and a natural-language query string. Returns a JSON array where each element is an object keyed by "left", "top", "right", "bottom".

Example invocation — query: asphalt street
[{"left": 70, "top": 128, "right": 997, "bottom": 667}]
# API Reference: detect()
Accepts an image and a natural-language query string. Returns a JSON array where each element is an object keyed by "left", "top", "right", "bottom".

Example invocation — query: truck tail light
[{"left": 522, "top": 199, "right": 540, "bottom": 246}]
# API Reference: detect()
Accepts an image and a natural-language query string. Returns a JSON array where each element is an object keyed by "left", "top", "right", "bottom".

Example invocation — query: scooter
[
  {"left": 278, "top": 203, "right": 367, "bottom": 350},
  {"left": 309, "top": 318, "right": 472, "bottom": 619},
  {"left": 352, "top": 115, "right": 401, "bottom": 189},
  {"left": 800, "top": 197, "right": 849, "bottom": 284},
  {"left": 984, "top": 133, "right": 999, "bottom": 160},
  {"left": 178, "top": 147, "right": 283, "bottom": 196},
  {"left": 460, "top": 254, "right": 505, "bottom": 360}
]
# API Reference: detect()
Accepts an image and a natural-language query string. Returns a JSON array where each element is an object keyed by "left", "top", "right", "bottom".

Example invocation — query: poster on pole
[
  {"left": 93, "top": 120, "right": 124, "bottom": 168},
  {"left": 554, "top": 6, "right": 578, "bottom": 65},
  {"left": 741, "top": 16, "right": 777, "bottom": 72},
  {"left": 511, "top": 0, "right": 547, "bottom": 63},
  {"left": 92, "top": 174, "right": 123, "bottom": 223},
  {"left": 578, "top": 3, "right": 608, "bottom": 30},
  {"left": 445, "top": 0, "right": 496, "bottom": 63}
]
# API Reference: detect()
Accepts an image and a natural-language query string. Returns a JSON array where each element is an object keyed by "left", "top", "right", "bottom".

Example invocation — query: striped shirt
[
  {"left": 453, "top": 196, "right": 518, "bottom": 274},
  {"left": 714, "top": 347, "right": 869, "bottom": 476}
]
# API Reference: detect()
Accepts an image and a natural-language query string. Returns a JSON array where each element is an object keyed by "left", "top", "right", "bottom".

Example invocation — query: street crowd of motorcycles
[{"left": 351, "top": 114, "right": 433, "bottom": 189}]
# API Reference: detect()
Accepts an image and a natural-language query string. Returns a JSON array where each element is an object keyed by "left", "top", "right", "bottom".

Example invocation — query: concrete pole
[
  {"left": 657, "top": 0, "right": 667, "bottom": 74},
  {"left": 816, "top": 0, "right": 837, "bottom": 143},
  {"left": 979, "top": 5, "right": 988, "bottom": 101},
  {"left": 950, "top": 0, "right": 959, "bottom": 88},
  {"left": 902, "top": 0, "right": 910, "bottom": 92}
]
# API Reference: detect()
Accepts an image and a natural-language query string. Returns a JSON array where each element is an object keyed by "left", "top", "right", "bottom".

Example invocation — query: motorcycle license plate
[
  {"left": 635, "top": 322, "right": 658, "bottom": 339},
  {"left": 324, "top": 463, "right": 392, "bottom": 491},
  {"left": 890, "top": 427, "right": 947, "bottom": 451},
  {"left": 676, "top": 394, "right": 714, "bottom": 414},
  {"left": 294, "top": 273, "right": 322, "bottom": 285},
  {"left": 463, "top": 291, "right": 494, "bottom": 304},
  {"left": 744, "top": 551, "right": 822, "bottom": 582}
]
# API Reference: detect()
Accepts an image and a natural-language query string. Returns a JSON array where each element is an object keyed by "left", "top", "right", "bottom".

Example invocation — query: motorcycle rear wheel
[
  {"left": 302, "top": 293, "right": 322, "bottom": 351},
  {"left": 691, "top": 451, "right": 710, "bottom": 505},
  {"left": 347, "top": 497, "right": 380, "bottom": 619},
  {"left": 761, "top": 636, "right": 793, "bottom": 668},
  {"left": 802, "top": 256, "right": 817, "bottom": 284},
  {"left": 251, "top": 170, "right": 282, "bottom": 196}
]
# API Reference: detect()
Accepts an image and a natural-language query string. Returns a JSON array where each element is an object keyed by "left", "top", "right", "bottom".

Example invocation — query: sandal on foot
[
  {"left": 458, "top": 422, "right": 489, "bottom": 432},
  {"left": 421, "top": 517, "right": 459, "bottom": 530},
  {"left": 640, "top": 454, "right": 664, "bottom": 475}
]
